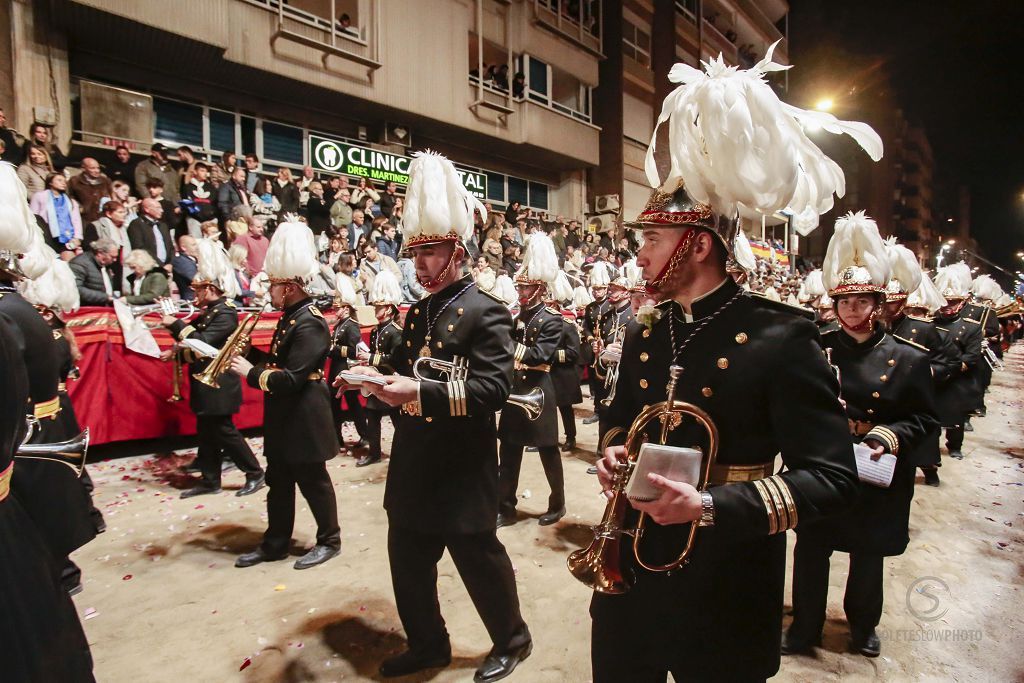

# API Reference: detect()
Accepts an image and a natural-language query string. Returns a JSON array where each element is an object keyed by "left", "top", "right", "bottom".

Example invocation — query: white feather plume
[
  {"left": 645, "top": 41, "right": 883, "bottom": 221},
  {"left": 553, "top": 270, "right": 574, "bottom": 303},
  {"left": 18, "top": 229, "right": 55, "bottom": 281},
  {"left": 335, "top": 272, "right": 358, "bottom": 308},
  {"left": 52, "top": 259, "right": 80, "bottom": 312},
  {"left": 196, "top": 237, "right": 240, "bottom": 299},
  {"left": 933, "top": 263, "right": 972, "bottom": 300},
  {"left": 884, "top": 236, "right": 922, "bottom": 294},
  {"left": 588, "top": 261, "right": 611, "bottom": 287},
  {"left": 368, "top": 269, "right": 403, "bottom": 307},
  {"left": 494, "top": 274, "right": 517, "bottom": 305},
  {"left": 803, "top": 269, "right": 826, "bottom": 298},
  {"left": 263, "top": 221, "right": 319, "bottom": 283},
  {"left": 764, "top": 286, "right": 781, "bottom": 301},
  {"left": 403, "top": 151, "right": 484, "bottom": 243},
  {"left": 907, "top": 271, "right": 947, "bottom": 313},
  {"left": 970, "top": 274, "right": 1002, "bottom": 302},
  {"left": 995, "top": 293, "right": 1013, "bottom": 308},
  {"left": 822, "top": 211, "right": 891, "bottom": 290},
  {"left": 0, "top": 162, "right": 36, "bottom": 254},
  {"left": 733, "top": 229, "right": 756, "bottom": 271},
  {"left": 476, "top": 268, "right": 496, "bottom": 292},
  {"left": 517, "top": 233, "right": 558, "bottom": 284},
  {"left": 572, "top": 285, "right": 594, "bottom": 309}
]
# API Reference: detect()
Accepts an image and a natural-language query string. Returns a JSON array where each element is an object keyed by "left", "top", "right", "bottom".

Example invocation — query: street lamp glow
[
  {"left": 814, "top": 98, "right": 833, "bottom": 112},
  {"left": 947, "top": 239, "right": 956, "bottom": 245}
]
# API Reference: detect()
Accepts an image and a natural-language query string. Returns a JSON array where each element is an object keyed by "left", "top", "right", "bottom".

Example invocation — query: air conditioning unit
[
  {"left": 384, "top": 122, "right": 412, "bottom": 147},
  {"left": 595, "top": 194, "right": 621, "bottom": 213},
  {"left": 587, "top": 213, "right": 617, "bottom": 235}
]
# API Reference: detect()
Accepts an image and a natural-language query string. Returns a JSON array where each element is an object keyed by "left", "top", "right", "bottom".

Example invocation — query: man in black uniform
[
  {"left": 932, "top": 264, "right": 983, "bottom": 461},
  {"left": 581, "top": 263, "right": 611, "bottom": 426},
  {"left": 882, "top": 246, "right": 961, "bottom": 486},
  {"left": 595, "top": 275, "right": 633, "bottom": 449},
  {"left": 162, "top": 238, "right": 265, "bottom": 498},
  {"left": 338, "top": 151, "right": 530, "bottom": 682},
  {"left": 1, "top": 224, "right": 96, "bottom": 595},
  {"left": 551, "top": 309, "right": 582, "bottom": 451},
  {"left": 497, "top": 232, "right": 565, "bottom": 528},
  {"left": 230, "top": 221, "right": 340, "bottom": 571},
  {"left": 356, "top": 269, "right": 404, "bottom": 467},
  {"left": 328, "top": 276, "right": 369, "bottom": 454},
  {"left": 963, "top": 275, "right": 1002, "bottom": 417}
]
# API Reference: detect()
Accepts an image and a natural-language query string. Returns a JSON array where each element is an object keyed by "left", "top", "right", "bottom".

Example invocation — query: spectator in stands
[
  {"left": 503, "top": 244, "right": 522, "bottom": 274},
  {"left": 30, "top": 172, "right": 82, "bottom": 257},
  {"left": 512, "top": 72, "right": 526, "bottom": 99},
  {"left": 396, "top": 249, "right": 425, "bottom": 302},
  {"left": 376, "top": 223, "right": 399, "bottom": 260},
  {"left": 379, "top": 181, "right": 399, "bottom": 218},
  {"left": 505, "top": 200, "right": 525, "bottom": 224},
  {"left": 105, "top": 145, "right": 137, "bottom": 186},
  {"left": 135, "top": 143, "right": 180, "bottom": 202},
  {"left": 144, "top": 178, "right": 179, "bottom": 234},
  {"left": 251, "top": 177, "right": 281, "bottom": 223},
  {"left": 70, "top": 238, "right": 120, "bottom": 305},
  {"left": 566, "top": 219, "right": 581, "bottom": 248},
  {"left": 68, "top": 157, "right": 113, "bottom": 224},
  {"left": 180, "top": 161, "right": 217, "bottom": 234},
  {"left": 482, "top": 237, "right": 503, "bottom": 272},
  {"left": 243, "top": 153, "right": 261, "bottom": 193},
  {"left": 16, "top": 144, "right": 53, "bottom": 196},
  {"left": 304, "top": 180, "right": 332, "bottom": 235},
  {"left": 348, "top": 208, "right": 366, "bottom": 249},
  {"left": 127, "top": 198, "right": 174, "bottom": 271},
  {"left": 550, "top": 221, "right": 567, "bottom": 257},
  {"left": 217, "top": 166, "right": 249, "bottom": 221},
  {"left": 172, "top": 234, "right": 200, "bottom": 301},
  {"left": 330, "top": 187, "right": 353, "bottom": 232},
  {"left": 0, "top": 107, "right": 25, "bottom": 165},
  {"left": 104, "top": 180, "right": 139, "bottom": 224},
  {"left": 176, "top": 145, "right": 197, "bottom": 186},
  {"left": 210, "top": 151, "right": 236, "bottom": 188},
  {"left": 320, "top": 233, "right": 347, "bottom": 270},
  {"left": 231, "top": 216, "right": 269, "bottom": 275},
  {"left": 357, "top": 238, "right": 401, "bottom": 294},
  {"left": 23, "top": 122, "right": 68, "bottom": 171},
  {"left": 272, "top": 167, "right": 301, "bottom": 216},
  {"left": 297, "top": 165, "right": 316, "bottom": 206},
  {"left": 349, "top": 177, "right": 379, "bottom": 214},
  {"left": 335, "top": 252, "right": 365, "bottom": 302},
  {"left": 84, "top": 199, "right": 129, "bottom": 288},
  {"left": 122, "top": 249, "right": 170, "bottom": 305},
  {"left": 227, "top": 243, "right": 254, "bottom": 304}
]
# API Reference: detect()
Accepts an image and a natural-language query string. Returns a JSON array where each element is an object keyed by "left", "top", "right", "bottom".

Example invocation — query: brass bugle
[
  {"left": 194, "top": 308, "right": 266, "bottom": 388},
  {"left": 413, "top": 355, "right": 544, "bottom": 419},
  {"left": 507, "top": 387, "right": 544, "bottom": 421},
  {"left": 17, "top": 428, "right": 90, "bottom": 478}
]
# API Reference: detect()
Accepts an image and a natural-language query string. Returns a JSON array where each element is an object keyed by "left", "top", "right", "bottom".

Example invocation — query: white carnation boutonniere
[{"left": 636, "top": 304, "right": 662, "bottom": 331}]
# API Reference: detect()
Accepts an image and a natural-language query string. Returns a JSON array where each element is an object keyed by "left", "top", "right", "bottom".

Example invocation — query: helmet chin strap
[
  {"left": 647, "top": 228, "right": 695, "bottom": 295},
  {"left": 420, "top": 242, "right": 464, "bottom": 290},
  {"left": 837, "top": 307, "right": 877, "bottom": 333}
]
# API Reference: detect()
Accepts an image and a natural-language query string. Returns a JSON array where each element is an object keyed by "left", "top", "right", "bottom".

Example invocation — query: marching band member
[
  {"left": 931, "top": 263, "right": 983, "bottom": 460},
  {"left": 966, "top": 274, "right": 1003, "bottom": 417},
  {"left": 786, "top": 212, "right": 937, "bottom": 659},
  {"left": 595, "top": 272, "right": 633, "bottom": 448},
  {"left": 230, "top": 221, "right": 341, "bottom": 570},
  {"left": 883, "top": 240, "right": 961, "bottom": 486},
  {"left": 337, "top": 151, "right": 531, "bottom": 681},
  {"left": 328, "top": 276, "right": 370, "bottom": 454},
  {"left": 549, "top": 273, "right": 583, "bottom": 453},
  {"left": 1, "top": 175, "right": 97, "bottom": 595},
  {"left": 162, "top": 238, "right": 265, "bottom": 499},
  {"left": 804, "top": 269, "right": 839, "bottom": 334},
  {"left": 591, "top": 46, "right": 872, "bottom": 681},
  {"left": 497, "top": 232, "right": 565, "bottom": 528},
  {"left": 582, "top": 263, "right": 611, "bottom": 426},
  {"left": 357, "top": 269, "right": 404, "bottom": 467}
]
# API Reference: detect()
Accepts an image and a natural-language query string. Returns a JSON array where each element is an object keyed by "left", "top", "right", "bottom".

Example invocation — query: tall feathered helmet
[
  {"left": 551, "top": 270, "right": 574, "bottom": 305},
  {"left": 514, "top": 233, "right": 558, "bottom": 289},
  {"left": 906, "top": 271, "right": 947, "bottom": 314},
  {"left": 588, "top": 261, "right": 612, "bottom": 291},
  {"left": 0, "top": 162, "right": 37, "bottom": 280},
  {"left": 634, "top": 40, "right": 882, "bottom": 292},
  {"left": 21, "top": 255, "right": 77, "bottom": 318},
  {"left": 17, "top": 228, "right": 56, "bottom": 282},
  {"left": 493, "top": 273, "right": 517, "bottom": 306},
  {"left": 193, "top": 237, "right": 240, "bottom": 299},
  {"left": 572, "top": 285, "right": 594, "bottom": 309},
  {"left": 263, "top": 220, "right": 319, "bottom": 289},
  {"left": 822, "top": 211, "right": 891, "bottom": 299},
  {"left": 970, "top": 274, "right": 1003, "bottom": 304},
  {"left": 803, "top": 268, "right": 827, "bottom": 308},
  {"left": 335, "top": 272, "right": 359, "bottom": 312},
  {"left": 883, "top": 236, "right": 922, "bottom": 302},
  {"left": 402, "top": 150, "right": 485, "bottom": 288},
  {"left": 933, "top": 262, "right": 972, "bottom": 302},
  {"left": 368, "top": 269, "right": 403, "bottom": 310}
]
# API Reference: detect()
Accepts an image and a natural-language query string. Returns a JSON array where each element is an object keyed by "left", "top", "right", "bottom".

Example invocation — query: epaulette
[
  {"left": 480, "top": 287, "right": 505, "bottom": 304},
  {"left": 309, "top": 305, "right": 324, "bottom": 318},
  {"left": 546, "top": 306, "right": 561, "bottom": 315},
  {"left": 747, "top": 292, "right": 815, "bottom": 320},
  {"left": 962, "top": 318, "right": 981, "bottom": 325},
  {"left": 224, "top": 299, "right": 237, "bottom": 308},
  {"left": 906, "top": 314, "right": 931, "bottom": 322},
  {"left": 894, "top": 335, "right": 930, "bottom": 352}
]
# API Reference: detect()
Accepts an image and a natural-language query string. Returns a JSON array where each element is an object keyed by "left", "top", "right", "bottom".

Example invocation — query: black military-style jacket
[
  {"left": 51, "top": 330, "right": 83, "bottom": 436},
  {"left": 552, "top": 315, "right": 583, "bottom": 406},
  {"left": 803, "top": 327, "right": 938, "bottom": 556},
  {"left": 597, "top": 277, "right": 858, "bottom": 681},
  {"left": 168, "top": 297, "right": 243, "bottom": 416},
  {"left": 889, "top": 313, "right": 961, "bottom": 386},
  {"left": 328, "top": 316, "right": 362, "bottom": 375},
  {"left": 247, "top": 298, "right": 337, "bottom": 463},
  {"left": 582, "top": 298, "right": 609, "bottom": 371},
  {"left": 498, "top": 302, "right": 561, "bottom": 447},
  {"left": 963, "top": 301, "right": 1000, "bottom": 344},
  {"left": 384, "top": 275, "right": 513, "bottom": 534},
  {"left": 0, "top": 286, "right": 62, "bottom": 439},
  {"left": 365, "top": 318, "right": 402, "bottom": 411},
  {"left": 599, "top": 301, "right": 634, "bottom": 345},
  {"left": 816, "top": 317, "right": 840, "bottom": 335},
  {"left": 933, "top": 313, "right": 982, "bottom": 424}
]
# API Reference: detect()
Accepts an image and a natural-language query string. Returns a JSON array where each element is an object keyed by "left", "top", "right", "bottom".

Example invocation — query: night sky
[{"left": 788, "top": 0, "right": 1024, "bottom": 276}]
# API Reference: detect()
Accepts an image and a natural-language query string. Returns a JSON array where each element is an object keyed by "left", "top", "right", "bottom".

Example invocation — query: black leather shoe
[
  {"left": 977, "top": 409, "right": 987, "bottom": 418},
  {"left": 294, "top": 544, "right": 339, "bottom": 570},
  {"left": 780, "top": 631, "right": 818, "bottom": 656},
  {"left": 236, "top": 473, "right": 266, "bottom": 497},
  {"left": 379, "top": 648, "right": 451, "bottom": 678},
  {"left": 235, "top": 549, "right": 288, "bottom": 568},
  {"left": 582, "top": 414, "right": 600, "bottom": 425},
  {"left": 538, "top": 507, "right": 565, "bottom": 526},
  {"left": 474, "top": 639, "right": 533, "bottom": 682},
  {"left": 560, "top": 439, "right": 576, "bottom": 452},
  {"left": 496, "top": 512, "right": 516, "bottom": 528},
  {"left": 923, "top": 469, "right": 940, "bottom": 487},
  {"left": 356, "top": 454, "right": 381, "bottom": 467},
  {"left": 180, "top": 483, "right": 222, "bottom": 499},
  {"left": 851, "top": 630, "right": 881, "bottom": 657},
  {"left": 352, "top": 439, "right": 370, "bottom": 451},
  {"left": 949, "top": 450, "right": 964, "bottom": 460},
  {"left": 67, "top": 582, "right": 84, "bottom": 597},
  {"left": 221, "top": 460, "right": 238, "bottom": 473},
  {"left": 586, "top": 466, "right": 598, "bottom": 475}
]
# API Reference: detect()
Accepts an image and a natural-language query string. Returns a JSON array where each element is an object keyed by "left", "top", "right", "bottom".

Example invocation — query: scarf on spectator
[{"left": 45, "top": 190, "right": 78, "bottom": 244}]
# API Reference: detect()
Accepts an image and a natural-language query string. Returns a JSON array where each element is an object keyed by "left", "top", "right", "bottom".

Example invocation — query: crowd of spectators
[{"left": 0, "top": 112, "right": 635, "bottom": 312}]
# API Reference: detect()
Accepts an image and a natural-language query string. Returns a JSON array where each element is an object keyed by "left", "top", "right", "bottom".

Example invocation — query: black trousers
[
  {"left": 333, "top": 389, "right": 368, "bottom": 443},
  {"left": 195, "top": 414, "right": 262, "bottom": 487},
  {"left": 789, "top": 537, "right": 884, "bottom": 642},
  {"left": 387, "top": 524, "right": 529, "bottom": 655},
  {"left": 261, "top": 460, "right": 340, "bottom": 556},
  {"left": 365, "top": 408, "right": 398, "bottom": 459},
  {"left": 945, "top": 424, "right": 965, "bottom": 452},
  {"left": 558, "top": 404, "right": 576, "bottom": 441},
  {"left": 79, "top": 466, "right": 105, "bottom": 532},
  {"left": 497, "top": 442, "right": 564, "bottom": 515}
]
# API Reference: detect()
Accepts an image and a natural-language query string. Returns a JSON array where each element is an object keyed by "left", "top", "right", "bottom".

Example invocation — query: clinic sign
[{"left": 310, "top": 134, "right": 486, "bottom": 199}]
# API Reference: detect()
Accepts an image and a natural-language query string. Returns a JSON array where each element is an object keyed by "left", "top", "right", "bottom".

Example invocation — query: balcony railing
[{"left": 533, "top": 0, "right": 603, "bottom": 57}]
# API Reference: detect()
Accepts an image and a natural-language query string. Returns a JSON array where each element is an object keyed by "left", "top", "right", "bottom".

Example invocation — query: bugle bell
[
  {"left": 194, "top": 308, "right": 266, "bottom": 388},
  {"left": 131, "top": 299, "right": 196, "bottom": 329},
  {"left": 412, "top": 355, "right": 544, "bottom": 420},
  {"left": 17, "top": 428, "right": 90, "bottom": 478}
]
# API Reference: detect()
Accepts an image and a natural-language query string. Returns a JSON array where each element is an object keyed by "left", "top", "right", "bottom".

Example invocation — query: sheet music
[
  {"left": 853, "top": 442, "right": 897, "bottom": 488},
  {"left": 339, "top": 371, "right": 388, "bottom": 387},
  {"left": 625, "top": 444, "right": 703, "bottom": 502},
  {"left": 181, "top": 338, "right": 219, "bottom": 358}
]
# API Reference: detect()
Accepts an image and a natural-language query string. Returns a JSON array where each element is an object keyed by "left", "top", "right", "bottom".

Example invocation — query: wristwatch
[{"left": 698, "top": 490, "right": 716, "bottom": 527}]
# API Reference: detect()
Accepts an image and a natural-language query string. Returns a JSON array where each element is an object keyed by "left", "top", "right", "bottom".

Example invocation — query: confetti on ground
[
  {"left": 239, "top": 657, "right": 251, "bottom": 671},
  {"left": 274, "top": 584, "right": 286, "bottom": 591},
  {"left": 83, "top": 607, "right": 98, "bottom": 620},
  {"left": 122, "top": 574, "right": 133, "bottom": 581}
]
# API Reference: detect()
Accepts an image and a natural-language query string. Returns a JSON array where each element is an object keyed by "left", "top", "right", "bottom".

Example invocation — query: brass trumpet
[
  {"left": 17, "top": 428, "right": 90, "bottom": 477},
  {"left": 567, "top": 365, "right": 718, "bottom": 594},
  {"left": 194, "top": 307, "right": 266, "bottom": 388},
  {"left": 412, "top": 355, "right": 545, "bottom": 420},
  {"left": 130, "top": 299, "right": 196, "bottom": 328}
]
